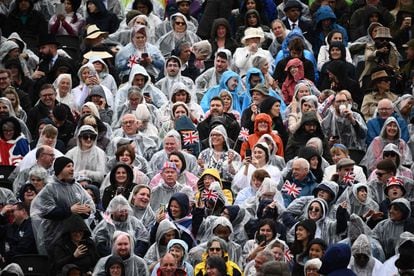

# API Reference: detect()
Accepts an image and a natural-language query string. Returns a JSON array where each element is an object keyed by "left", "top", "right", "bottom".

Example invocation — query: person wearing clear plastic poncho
[
  {"left": 148, "top": 130, "right": 198, "bottom": 179},
  {"left": 156, "top": 12, "right": 201, "bottom": 59},
  {"left": 30, "top": 156, "right": 95, "bottom": 255},
  {"left": 114, "top": 64, "right": 167, "bottom": 110},
  {"left": 242, "top": 177, "right": 285, "bottom": 219},
  {"left": 92, "top": 231, "right": 149, "bottom": 276},
  {"left": 92, "top": 195, "right": 149, "bottom": 258},
  {"left": 189, "top": 216, "right": 242, "bottom": 268},
  {"left": 65, "top": 125, "right": 107, "bottom": 183}
]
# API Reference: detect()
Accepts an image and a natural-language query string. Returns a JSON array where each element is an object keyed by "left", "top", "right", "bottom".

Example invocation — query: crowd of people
[{"left": 0, "top": 0, "right": 414, "bottom": 275}]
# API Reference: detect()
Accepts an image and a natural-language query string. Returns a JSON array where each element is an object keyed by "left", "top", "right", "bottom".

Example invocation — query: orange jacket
[{"left": 240, "top": 113, "right": 284, "bottom": 159}]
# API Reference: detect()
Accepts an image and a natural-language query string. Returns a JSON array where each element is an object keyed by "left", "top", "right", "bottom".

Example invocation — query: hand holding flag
[
  {"left": 282, "top": 180, "right": 302, "bottom": 198},
  {"left": 343, "top": 171, "right": 355, "bottom": 186},
  {"left": 238, "top": 127, "right": 249, "bottom": 141},
  {"left": 201, "top": 189, "right": 219, "bottom": 202},
  {"left": 128, "top": 55, "right": 139, "bottom": 68},
  {"left": 183, "top": 131, "right": 199, "bottom": 145}
]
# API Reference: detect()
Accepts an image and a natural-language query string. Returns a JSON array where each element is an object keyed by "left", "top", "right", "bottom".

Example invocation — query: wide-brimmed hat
[
  {"left": 371, "top": 70, "right": 391, "bottom": 82},
  {"left": 38, "top": 34, "right": 60, "bottom": 47},
  {"left": 85, "top": 24, "right": 108, "bottom": 39},
  {"left": 373, "top": 26, "right": 392, "bottom": 39},
  {"left": 284, "top": 0, "right": 302, "bottom": 12},
  {"left": 250, "top": 83, "right": 269, "bottom": 96},
  {"left": 83, "top": 50, "right": 113, "bottom": 60},
  {"left": 241, "top": 27, "right": 265, "bottom": 44}
]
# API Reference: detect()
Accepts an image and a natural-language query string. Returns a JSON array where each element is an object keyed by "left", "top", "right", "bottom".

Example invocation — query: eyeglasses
[
  {"left": 209, "top": 247, "right": 221, "bottom": 252},
  {"left": 378, "top": 107, "right": 393, "bottom": 112},
  {"left": 309, "top": 207, "right": 320, "bottom": 212},
  {"left": 175, "top": 21, "right": 186, "bottom": 26},
  {"left": 2, "top": 129, "right": 14, "bottom": 133},
  {"left": 81, "top": 134, "right": 97, "bottom": 140},
  {"left": 42, "top": 153, "right": 55, "bottom": 157},
  {"left": 122, "top": 120, "right": 136, "bottom": 126}
]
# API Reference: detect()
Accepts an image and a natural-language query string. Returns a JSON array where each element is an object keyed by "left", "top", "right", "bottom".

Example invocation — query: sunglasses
[
  {"left": 175, "top": 21, "right": 185, "bottom": 26},
  {"left": 81, "top": 134, "right": 97, "bottom": 140},
  {"left": 209, "top": 247, "right": 221, "bottom": 252},
  {"left": 309, "top": 207, "right": 320, "bottom": 212}
]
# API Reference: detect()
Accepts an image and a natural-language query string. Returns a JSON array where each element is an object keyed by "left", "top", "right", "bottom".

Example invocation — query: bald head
[
  {"left": 160, "top": 253, "right": 177, "bottom": 276},
  {"left": 292, "top": 158, "right": 310, "bottom": 181},
  {"left": 377, "top": 99, "right": 394, "bottom": 119},
  {"left": 36, "top": 145, "right": 55, "bottom": 169}
]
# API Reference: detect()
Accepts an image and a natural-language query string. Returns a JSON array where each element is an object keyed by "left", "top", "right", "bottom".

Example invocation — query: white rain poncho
[
  {"left": 257, "top": 133, "right": 286, "bottom": 171},
  {"left": 143, "top": 219, "right": 179, "bottom": 266},
  {"left": 0, "top": 187, "right": 16, "bottom": 204},
  {"left": 197, "top": 125, "right": 242, "bottom": 182},
  {"left": 372, "top": 198, "right": 412, "bottom": 259},
  {"left": 71, "top": 64, "right": 114, "bottom": 110},
  {"left": 92, "top": 195, "right": 149, "bottom": 257},
  {"left": 92, "top": 231, "right": 149, "bottom": 276},
  {"left": 65, "top": 125, "right": 107, "bottom": 182},
  {"left": 128, "top": 185, "right": 155, "bottom": 231},
  {"left": 114, "top": 64, "right": 167, "bottom": 110},
  {"left": 149, "top": 180, "right": 185, "bottom": 211},
  {"left": 115, "top": 24, "right": 165, "bottom": 80},
  {"left": 87, "top": 56, "right": 118, "bottom": 97},
  {"left": 148, "top": 130, "right": 198, "bottom": 179},
  {"left": 30, "top": 176, "right": 95, "bottom": 254},
  {"left": 342, "top": 183, "right": 379, "bottom": 217},
  {"left": 0, "top": 97, "right": 31, "bottom": 142},
  {"left": 287, "top": 198, "right": 341, "bottom": 246},
  {"left": 348, "top": 234, "right": 383, "bottom": 276},
  {"left": 53, "top": 73, "right": 75, "bottom": 110},
  {"left": 361, "top": 116, "right": 413, "bottom": 173},
  {"left": 242, "top": 177, "right": 285, "bottom": 218},
  {"left": 189, "top": 217, "right": 242, "bottom": 267},
  {"left": 156, "top": 82, "right": 203, "bottom": 129},
  {"left": 156, "top": 13, "right": 201, "bottom": 59},
  {"left": 155, "top": 57, "right": 195, "bottom": 100}
]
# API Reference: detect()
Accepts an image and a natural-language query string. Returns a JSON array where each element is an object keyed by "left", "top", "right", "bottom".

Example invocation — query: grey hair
[
  {"left": 206, "top": 236, "right": 228, "bottom": 253},
  {"left": 293, "top": 157, "right": 310, "bottom": 171},
  {"left": 28, "top": 166, "right": 48, "bottom": 180}
]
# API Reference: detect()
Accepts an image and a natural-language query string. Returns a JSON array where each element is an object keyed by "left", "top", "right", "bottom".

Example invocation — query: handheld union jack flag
[
  {"left": 238, "top": 127, "right": 250, "bottom": 141},
  {"left": 343, "top": 171, "right": 355, "bottom": 186},
  {"left": 183, "top": 131, "right": 199, "bottom": 145},
  {"left": 128, "top": 55, "right": 139, "bottom": 68},
  {"left": 202, "top": 189, "right": 219, "bottom": 202},
  {"left": 284, "top": 248, "right": 293, "bottom": 262},
  {"left": 282, "top": 180, "right": 302, "bottom": 198}
]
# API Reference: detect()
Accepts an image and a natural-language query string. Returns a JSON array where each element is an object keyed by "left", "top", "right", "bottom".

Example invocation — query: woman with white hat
[{"left": 233, "top": 27, "right": 273, "bottom": 77}]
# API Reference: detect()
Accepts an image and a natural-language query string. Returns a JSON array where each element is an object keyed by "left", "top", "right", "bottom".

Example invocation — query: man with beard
[
  {"left": 0, "top": 69, "right": 31, "bottom": 111},
  {"left": 197, "top": 97, "right": 240, "bottom": 144},
  {"left": 93, "top": 231, "right": 149, "bottom": 276},
  {"left": 195, "top": 49, "right": 231, "bottom": 101},
  {"left": 155, "top": 56, "right": 194, "bottom": 98},
  {"left": 92, "top": 195, "right": 149, "bottom": 257},
  {"left": 31, "top": 34, "right": 76, "bottom": 97}
]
